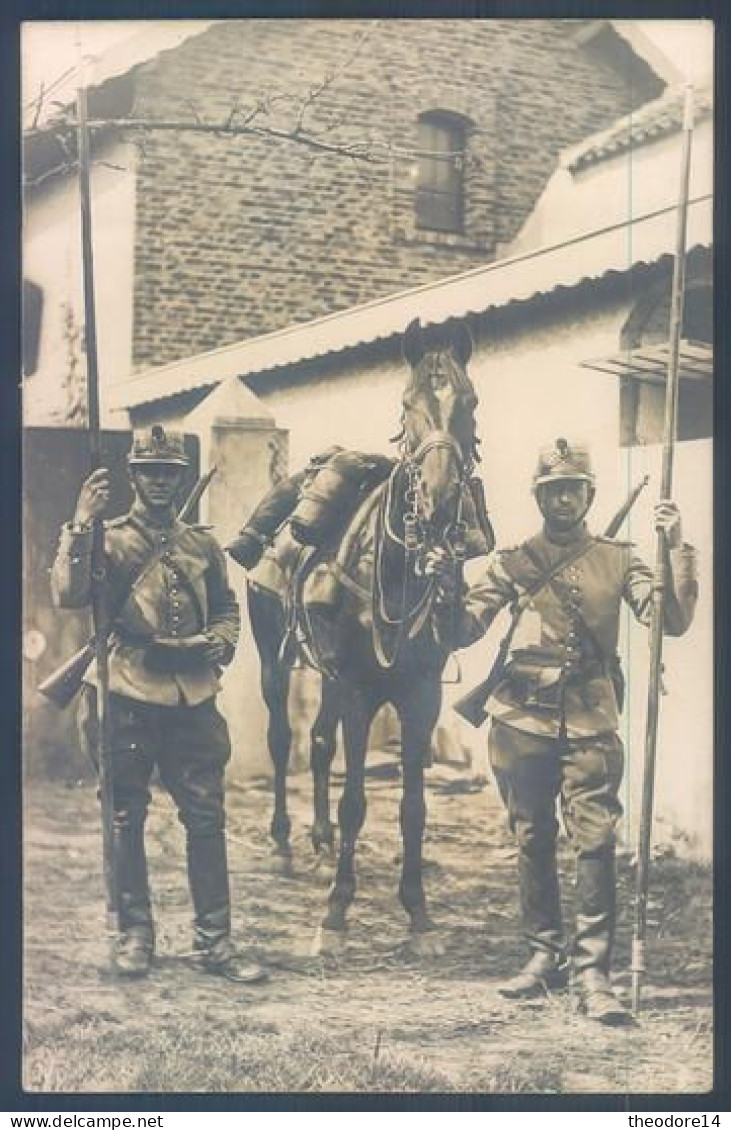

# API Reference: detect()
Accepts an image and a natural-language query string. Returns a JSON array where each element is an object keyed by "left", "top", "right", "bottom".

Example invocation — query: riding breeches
[{"left": 488, "top": 719, "right": 624, "bottom": 970}]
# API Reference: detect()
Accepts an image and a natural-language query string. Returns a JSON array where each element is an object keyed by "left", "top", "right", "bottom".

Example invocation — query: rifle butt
[
  {"left": 37, "top": 643, "right": 95, "bottom": 709},
  {"left": 452, "top": 682, "right": 492, "bottom": 728}
]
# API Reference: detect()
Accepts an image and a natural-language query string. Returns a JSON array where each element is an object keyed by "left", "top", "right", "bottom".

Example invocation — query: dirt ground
[{"left": 23, "top": 759, "right": 713, "bottom": 1096}]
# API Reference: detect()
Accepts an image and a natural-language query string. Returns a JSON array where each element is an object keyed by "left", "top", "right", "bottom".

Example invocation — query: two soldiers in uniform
[
  {"left": 51, "top": 425, "right": 265, "bottom": 983},
  {"left": 428, "top": 437, "right": 697, "bottom": 1023},
  {"left": 52, "top": 428, "right": 697, "bottom": 1023}
]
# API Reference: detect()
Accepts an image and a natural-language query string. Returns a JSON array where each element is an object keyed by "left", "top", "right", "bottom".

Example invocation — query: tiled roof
[{"left": 567, "top": 83, "right": 713, "bottom": 172}]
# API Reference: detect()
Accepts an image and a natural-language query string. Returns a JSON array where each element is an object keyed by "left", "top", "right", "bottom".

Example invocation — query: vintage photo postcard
[{"left": 21, "top": 17, "right": 714, "bottom": 1096}]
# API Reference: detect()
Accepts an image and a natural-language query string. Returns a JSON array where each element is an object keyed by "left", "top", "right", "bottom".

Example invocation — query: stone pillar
[{"left": 185, "top": 377, "right": 288, "bottom": 779}]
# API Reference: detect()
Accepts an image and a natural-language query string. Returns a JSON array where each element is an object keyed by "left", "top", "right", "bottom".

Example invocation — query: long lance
[
  {"left": 76, "top": 73, "right": 118, "bottom": 940},
  {"left": 631, "top": 86, "right": 695, "bottom": 1016}
]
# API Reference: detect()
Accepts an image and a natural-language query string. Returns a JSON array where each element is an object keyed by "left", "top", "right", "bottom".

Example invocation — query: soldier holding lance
[
  {"left": 427, "top": 438, "right": 697, "bottom": 1024},
  {"left": 50, "top": 424, "right": 267, "bottom": 983}
]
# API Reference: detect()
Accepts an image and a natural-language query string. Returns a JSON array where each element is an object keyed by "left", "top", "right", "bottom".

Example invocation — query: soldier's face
[
  {"left": 537, "top": 479, "right": 592, "bottom": 530},
  {"left": 132, "top": 465, "right": 184, "bottom": 510}
]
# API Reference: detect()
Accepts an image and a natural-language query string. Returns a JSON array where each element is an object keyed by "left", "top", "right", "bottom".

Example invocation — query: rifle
[
  {"left": 452, "top": 474, "right": 650, "bottom": 728},
  {"left": 38, "top": 465, "right": 216, "bottom": 709}
]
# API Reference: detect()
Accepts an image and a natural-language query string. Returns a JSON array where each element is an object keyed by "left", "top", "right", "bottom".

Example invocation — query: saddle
[{"left": 240, "top": 451, "right": 495, "bottom": 675}]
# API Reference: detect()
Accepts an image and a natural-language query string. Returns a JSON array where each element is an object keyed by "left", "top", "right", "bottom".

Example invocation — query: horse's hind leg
[
  {"left": 397, "top": 681, "right": 445, "bottom": 957},
  {"left": 316, "top": 689, "right": 372, "bottom": 952},
  {"left": 248, "top": 587, "right": 293, "bottom": 862},
  {"left": 310, "top": 678, "right": 341, "bottom": 854},
  {"left": 262, "top": 665, "right": 293, "bottom": 861}
]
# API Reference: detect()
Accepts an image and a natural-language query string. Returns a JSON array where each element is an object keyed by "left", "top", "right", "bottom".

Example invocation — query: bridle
[{"left": 372, "top": 425, "right": 471, "bottom": 669}]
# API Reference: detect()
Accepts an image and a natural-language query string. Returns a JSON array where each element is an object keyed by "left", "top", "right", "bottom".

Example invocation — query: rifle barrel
[{"left": 179, "top": 465, "right": 216, "bottom": 523}]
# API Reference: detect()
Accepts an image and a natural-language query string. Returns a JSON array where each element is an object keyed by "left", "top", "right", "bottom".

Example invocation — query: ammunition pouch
[
  {"left": 503, "top": 658, "right": 565, "bottom": 709},
  {"left": 142, "top": 635, "right": 210, "bottom": 674}
]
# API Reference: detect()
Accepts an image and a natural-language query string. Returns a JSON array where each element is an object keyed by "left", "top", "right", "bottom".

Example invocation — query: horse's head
[{"left": 399, "top": 318, "right": 479, "bottom": 533}]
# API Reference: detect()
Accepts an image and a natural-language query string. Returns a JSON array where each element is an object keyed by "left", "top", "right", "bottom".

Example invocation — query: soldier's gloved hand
[
  {"left": 654, "top": 500, "right": 683, "bottom": 550},
  {"left": 423, "top": 546, "right": 457, "bottom": 604},
  {"left": 73, "top": 467, "right": 111, "bottom": 528},
  {"left": 203, "top": 631, "right": 235, "bottom": 667}
]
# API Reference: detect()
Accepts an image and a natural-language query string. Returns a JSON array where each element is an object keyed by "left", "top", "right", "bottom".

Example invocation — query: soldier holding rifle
[
  {"left": 50, "top": 424, "right": 267, "bottom": 984},
  {"left": 427, "top": 438, "right": 697, "bottom": 1024}
]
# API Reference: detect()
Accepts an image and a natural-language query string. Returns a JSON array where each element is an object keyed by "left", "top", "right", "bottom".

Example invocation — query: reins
[{"left": 371, "top": 429, "right": 470, "bottom": 670}]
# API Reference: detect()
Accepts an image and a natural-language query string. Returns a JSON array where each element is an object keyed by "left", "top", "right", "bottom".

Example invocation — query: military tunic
[
  {"left": 450, "top": 524, "right": 698, "bottom": 739},
  {"left": 51, "top": 500, "right": 240, "bottom": 704},
  {"left": 50, "top": 499, "right": 241, "bottom": 952},
  {"left": 444, "top": 520, "right": 698, "bottom": 972}
]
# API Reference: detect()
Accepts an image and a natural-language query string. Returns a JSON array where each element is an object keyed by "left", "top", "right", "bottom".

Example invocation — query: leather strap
[
  {"left": 108, "top": 520, "right": 194, "bottom": 628},
  {"left": 499, "top": 538, "right": 599, "bottom": 658}
]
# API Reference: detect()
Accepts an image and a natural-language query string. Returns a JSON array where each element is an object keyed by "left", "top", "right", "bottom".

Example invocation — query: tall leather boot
[
  {"left": 499, "top": 844, "right": 568, "bottom": 998},
  {"left": 574, "top": 846, "right": 630, "bottom": 1025},
  {"left": 187, "top": 831, "right": 267, "bottom": 984},
  {"left": 113, "top": 815, "right": 154, "bottom": 977}
]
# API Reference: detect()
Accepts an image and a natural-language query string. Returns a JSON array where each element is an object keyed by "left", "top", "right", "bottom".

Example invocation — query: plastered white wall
[{"left": 23, "top": 139, "right": 137, "bottom": 428}]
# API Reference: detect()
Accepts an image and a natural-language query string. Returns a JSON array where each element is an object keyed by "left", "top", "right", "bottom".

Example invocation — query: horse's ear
[
  {"left": 449, "top": 319, "right": 473, "bottom": 367},
  {"left": 403, "top": 319, "right": 425, "bottom": 367}
]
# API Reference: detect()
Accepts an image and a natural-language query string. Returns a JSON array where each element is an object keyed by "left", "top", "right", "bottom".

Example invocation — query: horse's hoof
[
  {"left": 269, "top": 845, "right": 294, "bottom": 877},
  {"left": 310, "top": 825, "right": 337, "bottom": 856},
  {"left": 312, "top": 925, "right": 347, "bottom": 957},
  {"left": 408, "top": 929, "right": 445, "bottom": 959}
]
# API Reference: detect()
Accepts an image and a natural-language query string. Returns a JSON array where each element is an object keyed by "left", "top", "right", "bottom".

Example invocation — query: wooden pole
[
  {"left": 76, "top": 74, "right": 119, "bottom": 939},
  {"left": 631, "top": 86, "right": 695, "bottom": 1016}
]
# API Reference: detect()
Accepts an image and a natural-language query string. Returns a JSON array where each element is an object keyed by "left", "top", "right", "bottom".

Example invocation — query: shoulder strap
[
  {"left": 517, "top": 538, "right": 596, "bottom": 610},
  {"left": 498, "top": 537, "right": 597, "bottom": 652},
  {"left": 109, "top": 520, "right": 192, "bottom": 623},
  {"left": 522, "top": 538, "right": 613, "bottom": 663}
]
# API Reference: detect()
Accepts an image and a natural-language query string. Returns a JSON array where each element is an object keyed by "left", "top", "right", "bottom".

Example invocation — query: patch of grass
[
  {"left": 24, "top": 1016, "right": 572, "bottom": 1094},
  {"left": 486, "top": 1056, "right": 563, "bottom": 1094},
  {"left": 24, "top": 1020, "right": 460, "bottom": 1094}
]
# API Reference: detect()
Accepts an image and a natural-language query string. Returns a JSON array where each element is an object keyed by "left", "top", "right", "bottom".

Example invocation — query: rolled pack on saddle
[
  {"left": 226, "top": 447, "right": 394, "bottom": 567},
  {"left": 227, "top": 446, "right": 493, "bottom": 575}
]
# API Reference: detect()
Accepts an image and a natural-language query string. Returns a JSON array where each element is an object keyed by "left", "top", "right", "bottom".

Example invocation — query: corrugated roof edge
[{"left": 109, "top": 193, "right": 712, "bottom": 413}]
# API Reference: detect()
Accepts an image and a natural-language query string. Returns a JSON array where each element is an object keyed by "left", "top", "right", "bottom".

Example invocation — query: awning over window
[{"left": 580, "top": 339, "right": 712, "bottom": 384}]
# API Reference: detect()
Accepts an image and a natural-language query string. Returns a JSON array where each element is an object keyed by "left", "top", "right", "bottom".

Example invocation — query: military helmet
[
  {"left": 533, "top": 437, "right": 595, "bottom": 487},
  {"left": 127, "top": 424, "right": 189, "bottom": 467}
]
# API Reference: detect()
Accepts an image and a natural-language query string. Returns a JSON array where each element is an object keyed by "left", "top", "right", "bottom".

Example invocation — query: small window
[{"left": 415, "top": 112, "right": 468, "bottom": 234}]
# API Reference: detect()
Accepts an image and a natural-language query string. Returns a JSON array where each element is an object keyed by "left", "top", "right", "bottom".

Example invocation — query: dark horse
[{"left": 243, "top": 318, "right": 491, "bottom": 955}]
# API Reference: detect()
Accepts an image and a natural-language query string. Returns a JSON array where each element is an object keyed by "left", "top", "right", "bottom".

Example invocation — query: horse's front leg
[
  {"left": 316, "top": 688, "right": 373, "bottom": 953},
  {"left": 397, "top": 679, "right": 445, "bottom": 957},
  {"left": 310, "top": 677, "right": 342, "bottom": 854}
]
